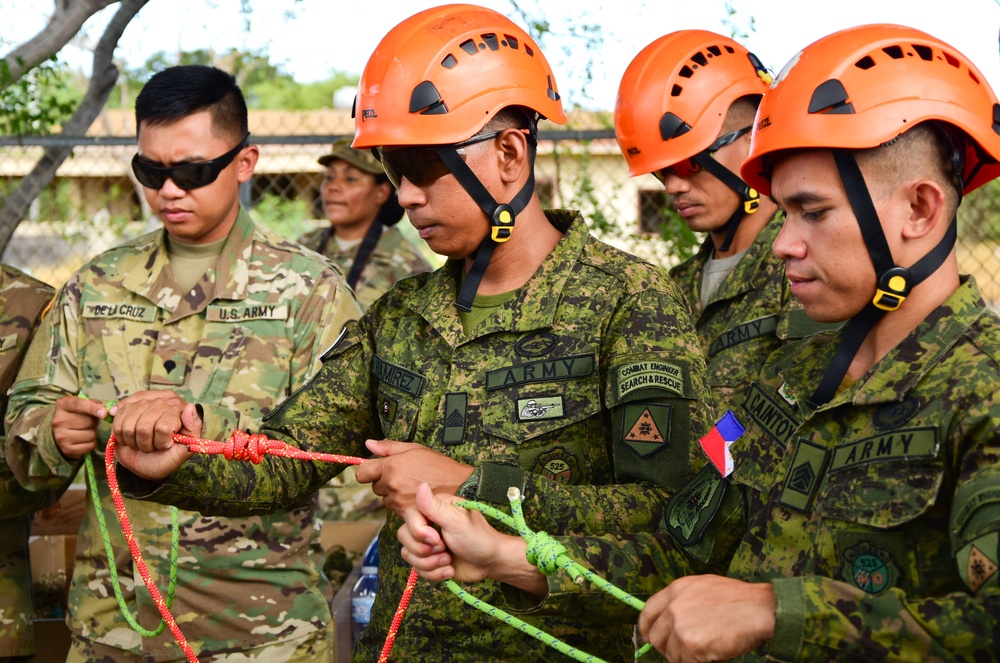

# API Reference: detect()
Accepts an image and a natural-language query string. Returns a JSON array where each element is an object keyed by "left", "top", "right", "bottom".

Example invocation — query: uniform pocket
[{"left": 480, "top": 377, "right": 604, "bottom": 486}]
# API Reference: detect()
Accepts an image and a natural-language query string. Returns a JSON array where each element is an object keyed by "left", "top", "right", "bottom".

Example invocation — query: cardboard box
[
  {"left": 320, "top": 519, "right": 384, "bottom": 554},
  {"left": 31, "top": 484, "right": 86, "bottom": 536}
]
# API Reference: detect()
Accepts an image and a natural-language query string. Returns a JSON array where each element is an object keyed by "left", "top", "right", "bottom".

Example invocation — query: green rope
[
  {"left": 84, "top": 453, "right": 180, "bottom": 637},
  {"left": 448, "top": 487, "right": 654, "bottom": 662},
  {"left": 80, "top": 395, "right": 180, "bottom": 638}
]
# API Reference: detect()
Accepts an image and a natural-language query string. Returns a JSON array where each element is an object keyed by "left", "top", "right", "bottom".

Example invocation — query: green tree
[
  {"left": 0, "top": 55, "right": 84, "bottom": 134},
  {"left": 111, "top": 48, "right": 358, "bottom": 111}
]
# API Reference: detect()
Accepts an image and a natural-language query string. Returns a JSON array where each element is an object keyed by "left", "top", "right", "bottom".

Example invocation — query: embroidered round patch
[
  {"left": 532, "top": 448, "right": 578, "bottom": 485},
  {"left": 514, "top": 332, "right": 558, "bottom": 358},
  {"left": 873, "top": 397, "right": 919, "bottom": 430},
  {"left": 842, "top": 541, "right": 899, "bottom": 593}
]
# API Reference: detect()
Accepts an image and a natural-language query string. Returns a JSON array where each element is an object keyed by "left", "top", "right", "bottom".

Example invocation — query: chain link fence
[{"left": 3, "top": 109, "right": 1000, "bottom": 311}]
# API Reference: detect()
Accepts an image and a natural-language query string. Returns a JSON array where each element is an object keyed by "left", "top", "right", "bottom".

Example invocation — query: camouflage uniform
[
  {"left": 5, "top": 209, "right": 361, "bottom": 662},
  {"left": 121, "top": 211, "right": 714, "bottom": 662},
  {"left": 0, "top": 266, "right": 56, "bottom": 660},
  {"left": 543, "top": 277, "right": 1000, "bottom": 661},
  {"left": 298, "top": 223, "right": 431, "bottom": 312},
  {"left": 299, "top": 223, "right": 431, "bottom": 523},
  {"left": 669, "top": 214, "right": 835, "bottom": 414}
]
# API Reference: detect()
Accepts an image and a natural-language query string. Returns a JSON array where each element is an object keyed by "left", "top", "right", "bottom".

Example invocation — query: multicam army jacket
[
  {"left": 6, "top": 209, "right": 361, "bottom": 661},
  {"left": 669, "top": 214, "right": 835, "bottom": 414},
  {"left": 299, "top": 223, "right": 432, "bottom": 311},
  {"left": 123, "top": 211, "right": 714, "bottom": 662},
  {"left": 0, "top": 265, "right": 56, "bottom": 658},
  {"left": 542, "top": 277, "right": 1000, "bottom": 661}
]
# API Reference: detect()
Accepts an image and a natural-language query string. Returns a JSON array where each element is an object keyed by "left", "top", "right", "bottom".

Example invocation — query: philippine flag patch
[{"left": 699, "top": 410, "right": 745, "bottom": 477}]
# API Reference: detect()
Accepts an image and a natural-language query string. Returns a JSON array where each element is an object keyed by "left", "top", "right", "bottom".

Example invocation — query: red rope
[{"left": 104, "top": 430, "right": 413, "bottom": 662}]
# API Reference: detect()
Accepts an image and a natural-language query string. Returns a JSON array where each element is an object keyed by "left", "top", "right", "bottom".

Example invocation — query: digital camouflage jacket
[{"left": 542, "top": 277, "right": 1000, "bottom": 662}]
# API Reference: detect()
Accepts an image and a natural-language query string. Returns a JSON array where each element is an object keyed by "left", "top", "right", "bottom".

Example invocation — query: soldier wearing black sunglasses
[
  {"left": 131, "top": 132, "right": 250, "bottom": 191},
  {"left": 6, "top": 64, "right": 361, "bottom": 663}
]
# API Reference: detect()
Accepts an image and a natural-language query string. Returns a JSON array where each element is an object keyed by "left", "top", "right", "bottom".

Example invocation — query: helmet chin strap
[
  {"left": 436, "top": 143, "right": 537, "bottom": 312},
  {"left": 691, "top": 152, "right": 760, "bottom": 253},
  {"left": 806, "top": 148, "right": 957, "bottom": 408}
]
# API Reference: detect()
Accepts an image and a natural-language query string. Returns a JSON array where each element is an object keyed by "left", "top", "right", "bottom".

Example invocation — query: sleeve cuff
[
  {"left": 476, "top": 462, "right": 526, "bottom": 505},
  {"left": 770, "top": 576, "right": 806, "bottom": 661}
]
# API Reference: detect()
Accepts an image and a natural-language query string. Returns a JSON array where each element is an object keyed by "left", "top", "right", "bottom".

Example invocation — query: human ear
[
  {"left": 496, "top": 128, "right": 529, "bottom": 185},
  {"left": 901, "top": 179, "right": 947, "bottom": 240},
  {"left": 236, "top": 145, "right": 259, "bottom": 184}
]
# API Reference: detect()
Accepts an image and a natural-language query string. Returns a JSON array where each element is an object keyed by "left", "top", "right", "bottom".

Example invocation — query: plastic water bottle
[{"left": 350, "top": 535, "right": 379, "bottom": 644}]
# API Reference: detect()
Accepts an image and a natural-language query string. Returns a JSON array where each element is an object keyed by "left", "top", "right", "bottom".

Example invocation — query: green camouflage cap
[{"left": 318, "top": 138, "right": 383, "bottom": 174}]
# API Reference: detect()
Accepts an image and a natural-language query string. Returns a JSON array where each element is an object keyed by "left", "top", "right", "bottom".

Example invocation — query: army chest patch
[
  {"left": 486, "top": 354, "right": 594, "bottom": 391},
  {"left": 707, "top": 314, "right": 778, "bottom": 357},
  {"left": 83, "top": 302, "right": 157, "bottom": 322},
  {"left": 372, "top": 355, "right": 425, "bottom": 397},
  {"left": 532, "top": 447, "right": 578, "bottom": 484},
  {"left": 840, "top": 540, "right": 900, "bottom": 594},
  {"left": 206, "top": 304, "right": 288, "bottom": 322},
  {"left": 829, "top": 427, "right": 938, "bottom": 474},
  {"left": 517, "top": 396, "right": 564, "bottom": 421},
  {"left": 742, "top": 383, "right": 799, "bottom": 445}
]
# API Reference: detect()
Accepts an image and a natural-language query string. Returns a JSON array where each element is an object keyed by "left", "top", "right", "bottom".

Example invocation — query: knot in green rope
[{"left": 524, "top": 530, "right": 566, "bottom": 576}]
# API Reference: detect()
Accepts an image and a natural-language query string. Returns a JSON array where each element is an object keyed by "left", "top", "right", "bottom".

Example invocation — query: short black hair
[{"left": 135, "top": 65, "right": 248, "bottom": 143}]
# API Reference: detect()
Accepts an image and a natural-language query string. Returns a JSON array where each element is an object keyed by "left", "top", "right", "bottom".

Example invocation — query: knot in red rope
[{"left": 224, "top": 430, "right": 273, "bottom": 463}]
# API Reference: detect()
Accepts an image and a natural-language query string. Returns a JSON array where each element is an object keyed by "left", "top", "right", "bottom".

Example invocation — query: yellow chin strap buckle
[
  {"left": 744, "top": 188, "right": 760, "bottom": 215},
  {"left": 491, "top": 205, "right": 514, "bottom": 243},
  {"left": 873, "top": 267, "right": 911, "bottom": 311}
]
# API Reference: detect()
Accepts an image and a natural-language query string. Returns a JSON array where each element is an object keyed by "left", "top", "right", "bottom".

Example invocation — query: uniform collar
[
  {"left": 406, "top": 210, "right": 584, "bottom": 347},
  {"left": 674, "top": 211, "right": 782, "bottom": 309},
  {"left": 122, "top": 207, "right": 255, "bottom": 314},
  {"left": 776, "top": 277, "right": 989, "bottom": 411}
]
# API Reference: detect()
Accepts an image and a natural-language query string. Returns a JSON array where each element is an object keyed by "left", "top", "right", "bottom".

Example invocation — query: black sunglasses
[
  {"left": 653, "top": 125, "right": 752, "bottom": 183},
  {"left": 131, "top": 133, "right": 250, "bottom": 191},
  {"left": 373, "top": 129, "right": 529, "bottom": 188}
]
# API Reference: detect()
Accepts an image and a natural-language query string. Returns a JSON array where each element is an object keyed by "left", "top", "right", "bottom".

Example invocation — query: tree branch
[
  {"left": 0, "top": 0, "right": 150, "bottom": 254},
  {"left": 1, "top": 0, "right": 119, "bottom": 88}
]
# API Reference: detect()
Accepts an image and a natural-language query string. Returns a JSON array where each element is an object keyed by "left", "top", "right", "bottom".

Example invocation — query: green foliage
[
  {"left": 651, "top": 206, "right": 700, "bottom": 261},
  {"left": 506, "top": 0, "right": 603, "bottom": 109},
  {"left": 250, "top": 193, "right": 315, "bottom": 240},
  {"left": 723, "top": 1, "right": 756, "bottom": 41},
  {"left": 110, "top": 48, "right": 358, "bottom": 111},
  {"left": 0, "top": 55, "right": 83, "bottom": 134},
  {"left": 960, "top": 179, "right": 1000, "bottom": 242}
]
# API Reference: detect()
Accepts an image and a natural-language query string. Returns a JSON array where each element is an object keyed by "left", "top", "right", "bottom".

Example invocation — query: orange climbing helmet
[
  {"left": 742, "top": 23, "right": 1000, "bottom": 196},
  {"left": 352, "top": 3, "right": 567, "bottom": 148},
  {"left": 614, "top": 30, "right": 772, "bottom": 177}
]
